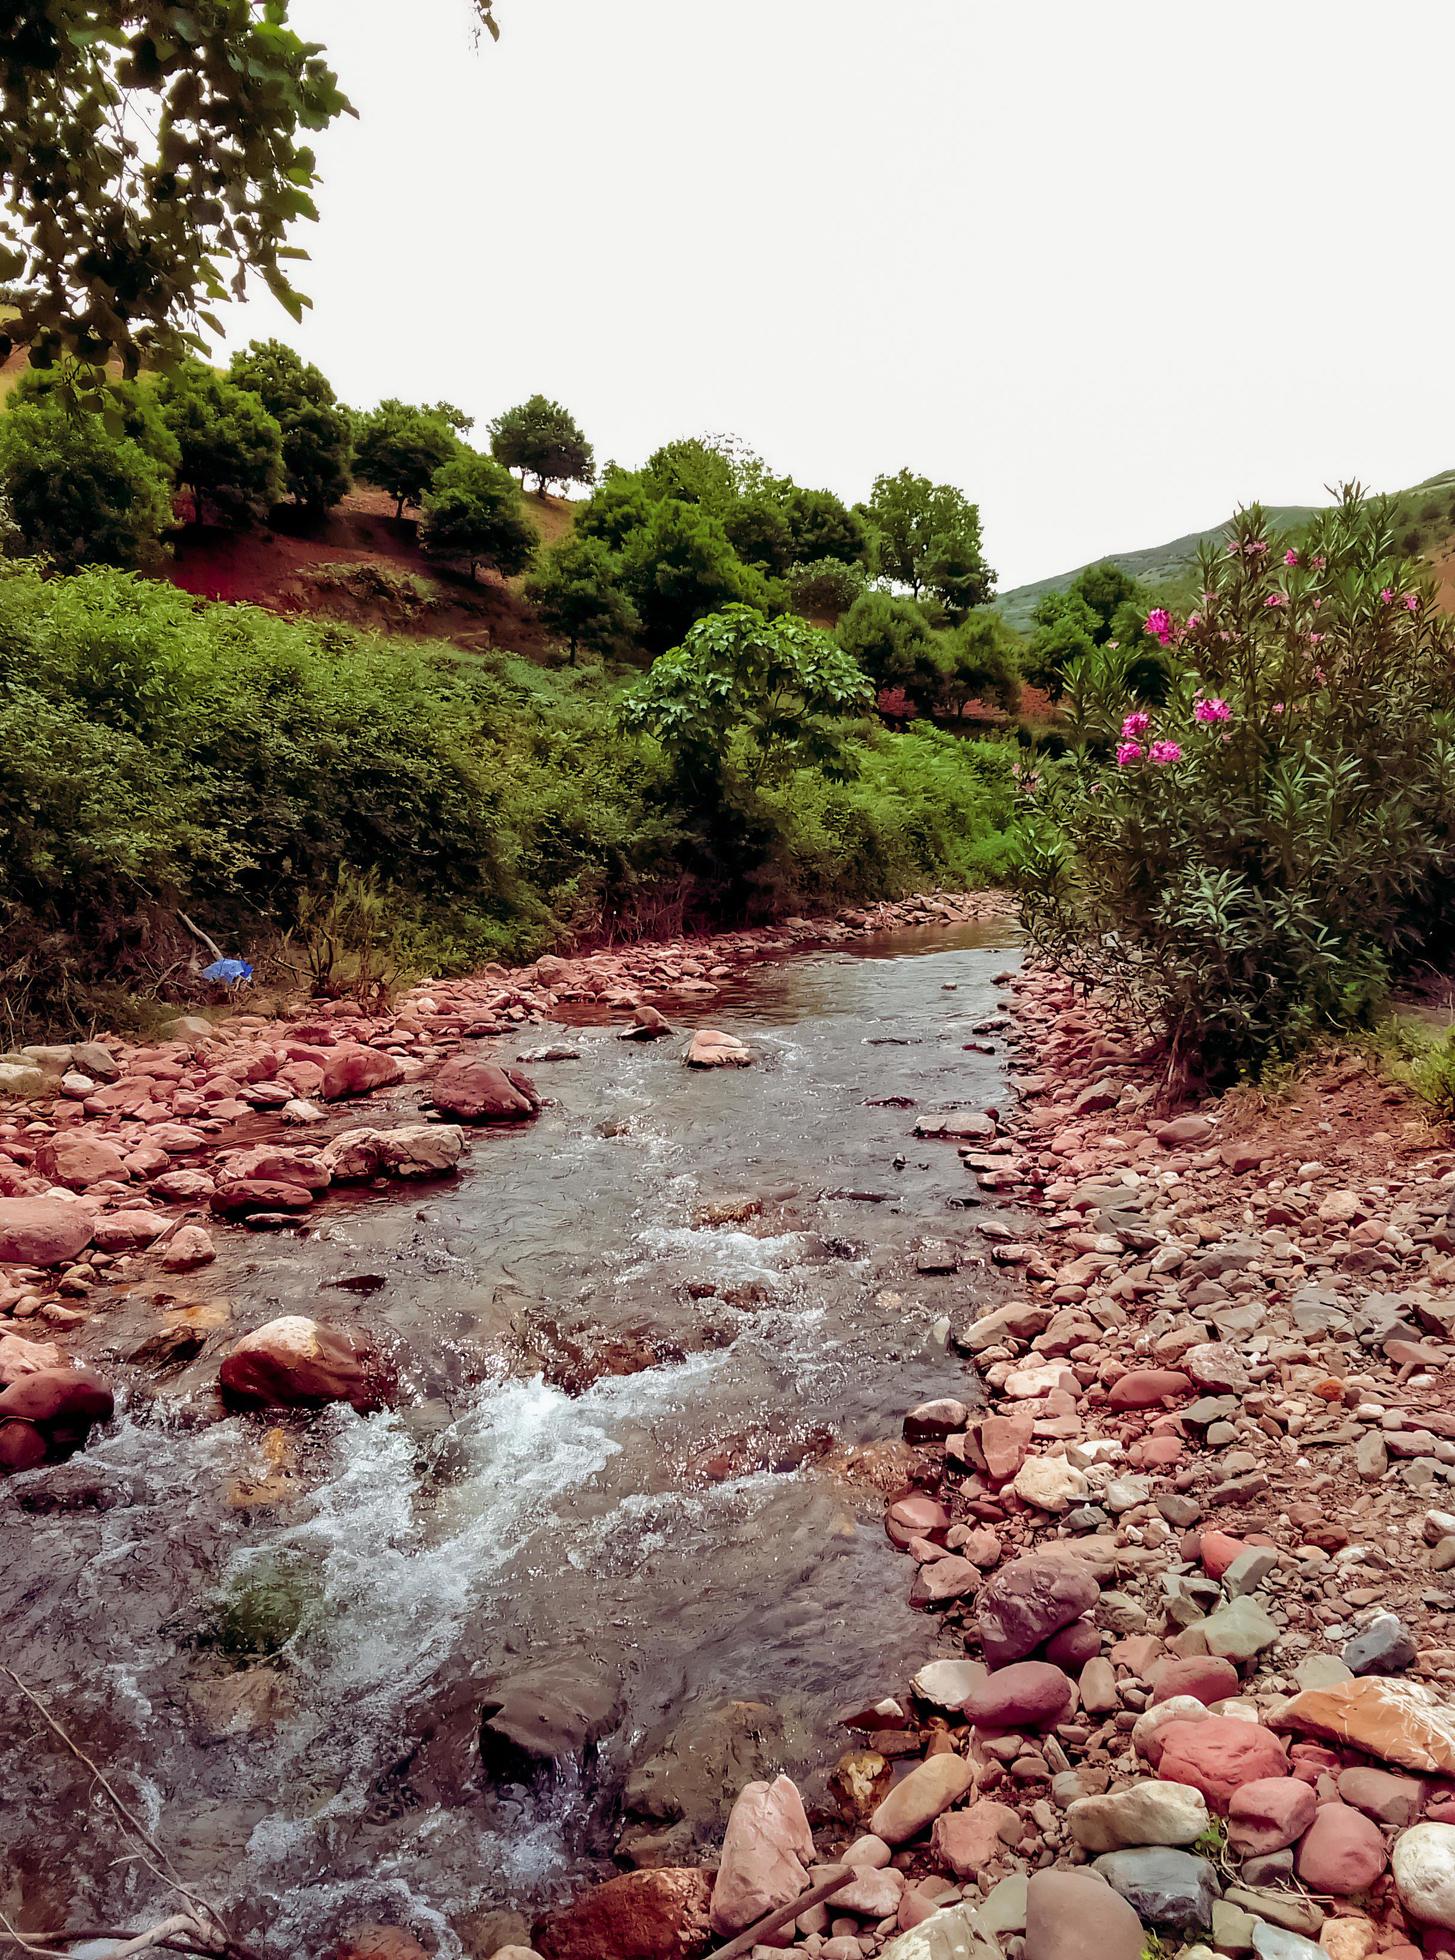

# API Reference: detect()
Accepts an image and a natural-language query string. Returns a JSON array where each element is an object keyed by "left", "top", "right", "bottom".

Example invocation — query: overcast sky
[{"left": 221, "top": 0, "right": 1455, "bottom": 592}]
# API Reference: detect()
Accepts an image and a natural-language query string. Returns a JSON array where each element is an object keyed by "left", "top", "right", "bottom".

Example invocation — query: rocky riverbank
[{"left": 528, "top": 962, "right": 1455, "bottom": 1960}]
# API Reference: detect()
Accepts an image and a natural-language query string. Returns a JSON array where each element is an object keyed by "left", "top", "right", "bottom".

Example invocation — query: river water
[{"left": 0, "top": 920, "right": 1019, "bottom": 1955}]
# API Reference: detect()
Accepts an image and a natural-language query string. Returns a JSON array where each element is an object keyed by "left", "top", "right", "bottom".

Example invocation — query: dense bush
[
  {"left": 419, "top": 451, "right": 537, "bottom": 582},
  {"left": 1018, "top": 490, "right": 1455, "bottom": 1082},
  {"left": 155, "top": 360, "right": 285, "bottom": 523},
  {"left": 229, "top": 339, "right": 354, "bottom": 512},
  {"left": 353, "top": 399, "right": 461, "bottom": 517},
  {"left": 0, "top": 394, "right": 176, "bottom": 569}
]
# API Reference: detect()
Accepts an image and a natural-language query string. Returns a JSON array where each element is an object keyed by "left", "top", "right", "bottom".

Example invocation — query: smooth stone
[
  {"left": 1067, "top": 1780, "right": 1209, "bottom": 1853},
  {"left": 869, "top": 1754, "right": 975, "bottom": 1846},
  {"left": 1092, "top": 1847, "right": 1219, "bottom": 1931},
  {"left": 1023, "top": 1868, "right": 1144, "bottom": 1960}
]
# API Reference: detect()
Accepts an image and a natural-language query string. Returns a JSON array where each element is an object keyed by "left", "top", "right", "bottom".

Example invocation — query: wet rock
[
  {"left": 0, "top": 1365, "right": 113, "bottom": 1468},
  {"left": 34, "top": 1134, "right": 129, "bottom": 1189},
  {"left": 1293, "top": 1801, "right": 1387, "bottom": 1894},
  {"left": 431, "top": 1056, "right": 541, "bottom": 1120},
  {"left": 480, "top": 1660, "right": 622, "bottom": 1783},
  {"left": 1023, "top": 1867, "right": 1145, "bottom": 1960},
  {"left": 533, "top": 1868, "right": 712, "bottom": 1960},
  {"left": 218, "top": 1316, "right": 389, "bottom": 1413},
  {"left": 963, "top": 1661, "right": 1074, "bottom": 1730},
  {"left": 684, "top": 1029, "right": 752, "bottom": 1069},
  {"left": 869, "top": 1752, "right": 975, "bottom": 1844},
  {"left": 911, "top": 1659, "right": 987, "bottom": 1711},
  {"left": 0, "top": 1333, "right": 62, "bottom": 1385},
  {"left": 0, "top": 1194, "right": 94, "bottom": 1265},
  {"left": 622, "top": 1700, "right": 818, "bottom": 1856},
  {"left": 321, "top": 1124, "right": 467, "bottom": 1181},
  {"left": 1277, "top": 1677, "right": 1455, "bottom": 1775},
  {"left": 320, "top": 1045, "right": 405, "bottom": 1100},
  {"left": 1227, "top": 1777, "right": 1318, "bottom": 1855},
  {"left": 828, "top": 1748, "right": 893, "bottom": 1823},
  {"left": 1093, "top": 1847, "right": 1219, "bottom": 1931},
  {"left": 904, "top": 1398, "right": 969, "bottom": 1442},
  {"left": 210, "top": 1177, "right": 317, "bottom": 1217},
  {"left": 976, "top": 1552, "right": 1100, "bottom": 1666},
  {"left": 620, "top": 1005, "right": 673, "bottom": 1041},
  {"left": 161, "top": 1224, "right": 216, "bottom": 1271},
  {"left": 1392, "top": 1820, "right": 1455, "bottom": 1930},
  {"left": 1156, "top": 1717, "right": 1288, "bottom": 1810},
  {"left": 1067, "top": 1780, "right": 1209, "bottom": 1852},
  {"left": 709, "top": 1774, "right": 813, "bottom": 1936},
  {"left": 1343, "top": 1612, "right": 1417, "bottom": 1676}
]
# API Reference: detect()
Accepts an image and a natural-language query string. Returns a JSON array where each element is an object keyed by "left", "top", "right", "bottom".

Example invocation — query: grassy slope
[{"left": 996, "top": 469, "right": 1455, "bottom": 630}]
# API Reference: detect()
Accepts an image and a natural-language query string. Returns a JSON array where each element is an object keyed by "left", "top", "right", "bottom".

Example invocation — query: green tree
[
  {"left": 575, "top": 471, "right": 656, "bottom": 551},
  {"left": 939, "top": 611, "right": 1022, "bottom": 718},
  {"left": 618, "top": 498, "right": 756, "bottom": 653},
  {"left": 229, "top": 339, "right": 353, "bottom": 512},
  {"left": 420, "top": 451, "right": 537, "bottom": 583},
  {"left": 0, "top": 393, "right": 174, "bottom": 568},
  {"left": 782, "top": 486, "right": 867, "bottom": 568},
  {"left": 0, "top": 2, "right": 352, "bottom": 378},
  {"left": 354, "top": 399, "right": 460, "bottom": 518},
  {"left": 155, "top": 360, "right": 284, "bottom": 524},
  {"left": 525, "top": 534, "right": 639, "bottom": 660},
  {"left": 926, "top": 531, "right": 994, "bottom": 622},
  {"left": 838, "top": 590, "right": 938, "bottom": 704},
  {"left": 1023, "top": 589, "right": 1100, "bottom": 700},
  {"left": 787, "top": 557, "right": 865, "bottom": 621},
  {"left": 489, "top": 393, "right": 595, "bottom": 495},
  {"left": 12, "top": 363, "right": 180, "bottom": 477},
  {"left": 724, "top": 493, "right": 796, "bottom": 576},
  {"left": 861, "top": 469, "right": 993, "bottom": 603},
  {"left": 641, "top": 437, "right": 738, "bottom": 512},
  {"left": 620, "top": 604, "right": 873, "bottom": 795}
]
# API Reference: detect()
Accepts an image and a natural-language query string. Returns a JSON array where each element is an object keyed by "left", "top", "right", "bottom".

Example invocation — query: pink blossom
[
  {"left": 1121, "top": 711, "right": 1151, "bottom": 738},
  {"left": 1149, "top": 740, "right": 1183, "bottom": 765},
  {"left": 1380, "top": 587, "right": 1395, "bottom": 604},
  {"left": 1247, "top": 538, "right": 1269, "bottom": 556},
  {"left": 1308, "top": 631, "right": 1324, "bottom": 644},
  {"left": 1144, "top": 608, "right": 1173, "bottom": 643},
  {"left": 1264, "top": 591, "right": 1285, "bottom": 608},
  {"left": 1313, "top": 667, "right": 1326, "bottom": 683},
  {"left": 1313, "top": 554, "right": 1326, "bottom": 568},
  {"left": 1284, "top": 548, "right": 1300, "bottom": 566},
  {"left": 1115, "top": 741, "right": 1145, "bottom": 767},
  {"left": 1194, "top": 697, "right": 1231, "bottom": 723},
  {"left": 1271, "top": 702, "right": 1285, "bottom": 715},
  {"left": 1187, "top": 612, "right": 1201, "bottom": 629},
  {"left": 1404, "top": 593, "right": 1419, "bottom": 612}
]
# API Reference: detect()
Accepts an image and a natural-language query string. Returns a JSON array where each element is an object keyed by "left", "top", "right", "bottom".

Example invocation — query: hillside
[{"left": 996, "top": 468, "right": 1455, "bottom": 629}]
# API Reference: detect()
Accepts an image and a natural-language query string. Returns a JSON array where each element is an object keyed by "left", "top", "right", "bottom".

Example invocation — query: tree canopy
[
  {"left": 229, "top": 337, "right": 352, "bottom": 512},
  {"left": 420, "top": 450, "right": 537, "bottom": 583},
  {"left": 525, "top": 534, "right": 639, "bottom": 660},
  {"left": 155, "top": 359, "right": 284, "bottom": 523},
  {"left": 0, "top": 390, "right": 174, "bottom": 567},
  {"left": 0, "top": 2, "right": 352, "bottom": 378},
  {"left": 861, "top": 469, "right": 994, "bottom": 609},
  {"left": 354, "top": 399, "right": 460, "bottom": 519},
  {"left": 489, "top": 393, "right": 595, "bottom": 495}
]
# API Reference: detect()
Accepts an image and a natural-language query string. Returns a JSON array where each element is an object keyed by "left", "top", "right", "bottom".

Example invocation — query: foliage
[
  {"left": 574, "top": 471, "right": 657, "bottom": 551},
  {"left": 1017, "top": 489, "right": 1455, "bottom": 1083},
  {"left": 620, "top": 604, "right": 874, "bottom": 795},
  {"left": 724, "top": 492, "right": 796, "bottom": 576},
  {"left": 787, "top": 556, "right": 865, "bottom": 620},
  {"left": 155, "top": 358, "right": 284, "bottom": 523},
  {"left": 1026, "top": 562, "right": 1169, "bottom": 702},
  {"left": 11, "top": 361, "right": 180, "bottom": 475},
  {"left": 641, "top": 436, "right": 739, "bottom": 512},
  {"left": 838, "top": 590, "right": 939, "bottom": 705},
  {"left": 941, "top": 609, "right": 1022, "bottom": 718},
  {"left": 782, "top": 485, "right": 867, "bottom": 568},
  {"left": 0, "top": 1, "right": 351, "bottom": 377},
  {"left": 525, "top": 533, "right": 639, "bottom": 659},
  {"left": 861, "top": 468, "right": 994, "bottom": 606},
  {"left": 419, "top": 450, "right": 537, "bottom": 582},
  {"left": 0, "top": 392, "right": 174, "bottom": 567},
  {"left": 617, "top": 497, "right": 759, "bottom": 654},
  {"left": 229, "top": 337, "right": 352, "bottom": 511},
  {"left": 353, "top": 398, "right": 460, "bottom": 518},
  {"left": 489, "top": 392, "right": 594, "bottom": 494}
]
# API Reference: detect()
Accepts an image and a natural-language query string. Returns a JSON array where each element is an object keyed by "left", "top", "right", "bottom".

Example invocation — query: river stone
[
  {"left": 1276, "top": 1677, "right": 1455, "bottom": 1775},
  {"left": 1023, "top": 1868, "right": 1144, "bottom": 1960},
  {"left": 1067, "top": 1779, "right": 1209, "bottom": 1852},
  {"left": 320, "top": 1044, "right": 405, "bottom": 1099},
  {"left": 1227, "top": 1777, "right": 1318, "bottom": 1855},
  {"left": 0, "top": 1062, "right": 51, "bottom": 1098},
  {"left": 963, "top": 1661, "right": 1073, "bottom": 1730},
  {"left": 1093, "top": 1848, "right": 1219, "bottom": 1930},
  {"left": 532, "top": 1867, "right": 712, "bottom": 1960},
  {"left": 931, "top": 1799, "right": 1022, "bottom": 1876},
  {"left": 912, "top": 1660, "right": 987, "bottom": 1711},
  {"left": 1251, "top": 1926, "right": 1324, "bottom": 1960},
  {"left": 1192, "top": 1595, "right": 1279, "bottom": 1660},
  {"left": 218, "top": 1316, "right": 388, "bottom": 1413},
  {"left": 878, "top": 1902, "right": 999, "bottom": 1960},
  {"left": 480, "top": 1660, "right": 622, "bottom": 1782},
  {"left": 622, "top": 1699, "right": 820, "bottom": 1856},
  {"left": 708, "top": 1774, "right": 813, "bottom": 1936},
  {"left": 1010, "top": 1455, "right": 1089, "bottom": 1512},
  {"left": 1336, "top": 1764, "right": 1422, "bottom": 1828},
  {"left": 1152, "top": 1656, "right": 1240, "bottom": 1706},
  {"left": 976, "top": 1553, "right": 1100, "bottom": 1666},
  {"left": 0, "top": 1194, "right": 94, "bottom": 1265},
  {"left": 1393, "top": 1820, "right": 1455, "bottom": 1928},
  {"left": 1156, "top": 1718, "right": 1288, "bottom": 1809},
  {"left": 1343, "top": 1612, "right": 1417, "bottom": 1676},
  {"left": 684, "top": 1029, "right": 751, "bottom": 1069},
  {"left": 0, "top": 1366, "right": 114, "bottom": 1468},
  {"left": 1221, "top": 1886, "right": 1323, "bottom": 1937},
  {"left": 1293, "top": 1800, "right": 1387, "bottom": 1894},
  {"left": 34, "top": 1133, "right": 129, "bottom": 1189},
  {"left": 430, "top": 1056, "right": 540, "bottom": 1120},
  {"left": 911, "top": 1555, "right": 982, "bottom": 1606},
  {"left": 321, "top": 1124, "right": 467, "bottom": 1181},
  {"left": 904, "top": 1398, "right": 970, "bottom": 1442},
  {"left": 869, "top": 1753, "right": 975, "bottom": 1844}
]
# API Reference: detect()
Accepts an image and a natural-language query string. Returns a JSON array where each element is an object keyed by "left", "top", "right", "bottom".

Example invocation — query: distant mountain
[{"left": 994, "top": 471, "right": 1455, "bottom": 633}]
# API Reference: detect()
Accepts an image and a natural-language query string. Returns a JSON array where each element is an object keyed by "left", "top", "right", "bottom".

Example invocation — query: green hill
[{"left": 996, "top": 470, "right": 1455, "bottom": 632}]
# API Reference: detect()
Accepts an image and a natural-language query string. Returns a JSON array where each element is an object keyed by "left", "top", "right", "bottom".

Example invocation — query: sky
[{"left": 221, "top": 0, "right": 1455, "bottom": 593}]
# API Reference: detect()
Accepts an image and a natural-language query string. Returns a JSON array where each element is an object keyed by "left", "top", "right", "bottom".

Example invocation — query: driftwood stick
[
  {"left": 177, "top": 911, "right": 224, "bottom": 960},
  {"left": 704, "top": 1865, "right": 853, "bottom": 1960}
]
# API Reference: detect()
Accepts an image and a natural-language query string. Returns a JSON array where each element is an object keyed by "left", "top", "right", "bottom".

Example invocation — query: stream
[{"left": 0, "top": 920, "right": 1020, "bottom": 1955}]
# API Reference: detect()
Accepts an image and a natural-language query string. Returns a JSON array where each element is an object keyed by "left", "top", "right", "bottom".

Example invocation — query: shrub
[
  {"left": 229, "top": 339, "right": 353, "bottom": 512},
  {"left": 419, "top": 451, "right": 537, "bottom": 582},
  {"left": 1017, "top": 489, "right": 1455, "bottom": 1083},
  {"left": 788, "top": 557, "right": 865, "bottom": 620},
  {"left": 155, "top": 360, "right": 285, "bottom": 524},
  {"left": 353, "top": 399, "right": 460, "bottom": 518},
  {"left": 0, "top": 394, "right": 175, "bottom": 568}
]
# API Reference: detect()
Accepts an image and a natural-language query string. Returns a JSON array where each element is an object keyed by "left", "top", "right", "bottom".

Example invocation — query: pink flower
[
  {"left": 1313, "top": 554, "right": 1326, "bottom": 568},
  {"left": 1271, "top": 701, "right": 1285, "bottom": 715},
  {"left": 1308, "top": 631, "right": 1324, "bottom": 645},
  {"left": 1121, "top": 711, "right": 1151, "bottom": 738},
  {"left": 1313, "top": 667, "right": 1326, "bottom": 683},
  {"left": 1144, "top": 608, "right": 1172, "bottom": 644},
  {"left": 1149, "top": 740, "right": 1183, "bottom": 765},
  {"left": 1115, "top": 741, "right": 1145, "bottom": 767},
  {"left": 1247, "top": 538, "right": 1269, "bottom": 557},
  {"left": 1380, "top": 587, "right": 1395, "bottom": 604},
  {"left": 1404, "top": 593, "right": 1419, "bottom": 612},
  {"left": 1187, "top": 612, "right": 1201, "bottom": 629},
  {"left": 1284, "top": 548, "right": 1300, "bottom": 566},
  {"left": 1264, "top": 591, "right": 1285, "bottom": 607},
  {"left": 1194, "top": 697, "right": 1231, "bottom": 723}
]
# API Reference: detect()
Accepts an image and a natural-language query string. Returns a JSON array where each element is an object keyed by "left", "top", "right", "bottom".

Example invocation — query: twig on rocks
[{"left": 703, "top": 1865, "right": 853, "bottom": 1960}]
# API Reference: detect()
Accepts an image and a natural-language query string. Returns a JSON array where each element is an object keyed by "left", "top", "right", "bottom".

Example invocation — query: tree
[
  {"left": 0, "top": 3, "right": 352, "bottom": 378},
  {"left": 525, "top": 534, "right": 639, "bottom": 659},
  {"left": 0, "top": 393, "right": 174, "bottom": 568},
  {"left": 724, "top": 493, "right": 795, "bottom": 576},
  {"left": 420, "top": 451, "right": 537, "bottom": 582},
  {"left": 489, "top": 393, "right": 595, "bottom": 495},
  {"left": 155, "top": 360, "right": 283, "bottom": 524},
  {"left": 861, "top": 469, "right": 993, "bottom": 603},
  {"left": 229, "top": 339, "right": 352, "bottom": 512},
  {"left": 353, "top": 400, "right": 459, "bottom": 519},
  {"left": 782, "top": 486, "right": 867, "bottom": 568},
  {"left": 926, "top": 531, "right": 994, "bottom": 622},
  {"left": 1023, "top": 589, "right": 1099, "bottom": 700},
  {"left": 575, "top": 472, "right": 656, "bottom": 551},
  {"left": 939, "top": 611, "right": 1022, "bottom": 718},
  {"left": 620, "top": 605, "right": 873, "bottom": 795},
  {"left": 618, "top": 498, "right": 757, "bottom": 653},
  {"left": 641, "top": 437, "right": 737, "bottom": 512},
  {"left": 12, "top": 363, "right": 180, "bottom": 477},
  {"left": 838, "top": 590, "right": 939, "bottom": 706},
  {"left": 787, "top": 557, "right": 865, "bottom": 621},
  {"left": 1024, "top": 565, "right": 1168, "bottom": 702}
]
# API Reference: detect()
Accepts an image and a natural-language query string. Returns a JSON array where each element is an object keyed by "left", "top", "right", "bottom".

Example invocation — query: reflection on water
[{"left": 0, "top": 920, "right": 1020, "bottom": 1953}]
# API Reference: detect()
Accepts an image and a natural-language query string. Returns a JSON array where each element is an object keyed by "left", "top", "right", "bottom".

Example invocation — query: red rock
[
  {"left": 430, "top": 1056, "right": 540, "bottom": 1121},
  {"left": 1199, "top": 1529, "right": 1248, "bottom": 1580},
  {"left": 709, "top": 1774, "right": 813, "bottom": 1936},
  {"left": 151, "top": 1168, "right": 215, "bottom": 1202},
  {"left": 1152, "top": 1656, "right": 1241, "bottom": 1706},
  {"left": 215, "top": 1145, "right": 330, "bottom": 1191},
  {"left": 976, "top": 1553, "right": 1100, "bottom": 1666},
  {"left": 963, "top": 1662, "right": 1074, "bottom": 1730},
  {"left": 0, "top": 1333, "right": 62, "bottom": 1384},
  {"left": 1337, "top": 1766, "right": 1422, "bottom": 1828},
  {"left": 1044, "top": 1619, "right": 1102, "bottom": 1669},
  {"left": 34, "top": 1134, "right": 129, "bottom": 1189},
  {"left": 534, "top": 1868, "right": 712, "bottom": 1960},
  {"left": 0, "top": 1194, "right": 94, "bottom": 1265},
  {"left": 1156, "top": 1717, "right": 1288, "bottom": 1810},
  {"left": 92, "top": 1208, "right": 168, "bottom": 1252},
  {"left": 218, "top": 1317, "right": 389, "bottom": 1413},
  {"left": 1106, "top": 1367, "right": 1192, "bottom": 1409},
  {"left": 0, "top": 1367, "right": 113, "bottom": 1428},
  {"left": 1024, "top": 1867, "right": 1145, "bottom": 1960},
  {"left": 1227, "top": 1776, "right": 1319, "bottom": 1855},
  {"left": 1295, "top": 1801, "right": 1388, "bottom": 1894},
  {"left": 886, "top": 1493, "right": 949, "bottom": 1547},
  {"left": 210, "top": 1179, "right": 316, "bottom": 1217},
  {"left": 161, "top": 1224, "right": 216, "bottom": 1271},
  {"left": 320, "top": 1045, "right": 405, "bottom": 1100},
  {"left": 1131, "top": 1433, "right": 1184, "bottom": 1467},
  {"left": 931, "top": 1800, "right": 1022, "bottom": 1877},
  {"left": 0, "top": 1421, "right": 47, "bottom": 1471},
  {"left": 1278, "top": 1679, "right": 1455, "bottom": 1777},
  {"left": 1156, "top": 1116, "right": 1214, "bottom": 1147},
  {"left": 910, "top": 1555, "right": 981, "bottom": 1607},
  {"left": 904, "top": 1398, "right": 969, "bottom": 1443},
  {"left": 978, "top": 1412, "right": 1033, "bottom": 1482}
]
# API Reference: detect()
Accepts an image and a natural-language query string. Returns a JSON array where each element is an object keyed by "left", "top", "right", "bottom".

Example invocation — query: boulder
[
  {"left": 963, "top": 1662, "right": 1074, "bottom": 1731},
  {"left": 92, "top": 1208, "right": 168, "bottom": 1252},
  {"left": 320, "top": 1045, "right": 405, "bottom": 1100},
  {"left": 1277, "top": 1678, "right": 1455, "bottom": 1776},
  {"left": 430, "top": 1057, "right": 541, "bottom": 1121},
  {"left": 1023, "top": 1868, "right": 1145, "bottom": 1960},
  {"left": 976, "top": 1553, "right": 1100, "bottom": 1666},
  {"left": 684, "top": 1029, "right": 752, "bottom": 1069},
  {"left": 321, "top": 1125, "right": 468, "bottom": 1181},
  {"left": 480, "top": 1660, "right": 622, "bottom": 1781},
  {"left": 870, "top": 1753, "right": 975, "bottom": 1845},
  {"left": 1156, "top": 1718, "right": 1288, "bottom": 1810},
  {"left": 1393, "top": 1820, "right": 1455, "bottom": 1930},
  {"left": 218, "top": 1317, "right": 388, "bottom": 1413},
  {"left": 1294, "top": 1802, "right": 1387, "bottom": 1895},
  {"left": 0, "top": 1333, "right": 63, "bottom": 1385},
  {"left": 708, "top": 1774, "right": 814, "bottom": 1936},
  {"left": 1093, "top": 1847, "right": 1219, "bottom": 1931},
  {"left": 215, "top": 1144, "right": 331, "bottom": 1191},
  {"left": 210, "top": 1178, "right": 317, "bottom": 1217},
  {"left": 1227, "top": 1777, "right": 1318, "bottom": 1856},
  {"left": 161, "top": 1224, "right": 216, "bottom": 1271},
  {"left": 533, "top": 1868, "right": 713, "bottom": 1960},
  {"left": 0, "top": 1365, "right": 113, "bottom": 1468},
  {"left": 0, "top": 1194, "right": 94, "bottom": 1265},
  {"left": 620, "top": 1006, "right": 673, "bottom": 1041},
  {"left": 34, "top": 1134, "right": 129, "bottom": 1189},
  {"left": 1067, "top": 1780, "right": 1209, "bottom": 1853}
]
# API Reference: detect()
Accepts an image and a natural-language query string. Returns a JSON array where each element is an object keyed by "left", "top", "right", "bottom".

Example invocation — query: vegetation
[
  {"left": 354, "top": 398, "right": 461, "bottom": 518},
  {"left": 229, "top": 338, "right": 353, "bottom": 512},
  {"left": 860, "top": 468, "right": 993, "bottom": 609},
  {"left": 419, "top": 451, "right": 538, "bottom": 583},
  {"left": 1018, "top": 489, "right": 1455, "bottom": 1083},
  {"left": 524, "top": 534, "right": 640, "bottom": 660},
  {"left": 1025, "top": 561, "right": 1167, "bottom": 702},
  {"left": 155, "top": 359, "right": 285, "bottom": 523},
  {"left": 0, "top": 390, "right": 175, "bottom": 568},
  {"left": 489, "top": 393, "right": 595, "bottom": 495}
]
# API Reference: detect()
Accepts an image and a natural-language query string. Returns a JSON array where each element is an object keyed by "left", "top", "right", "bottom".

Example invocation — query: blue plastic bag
[{"left": 202, "top": 958, "right": 254, "bottom": 985}]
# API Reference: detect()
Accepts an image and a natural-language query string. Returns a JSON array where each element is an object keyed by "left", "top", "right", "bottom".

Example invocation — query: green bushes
[
  {"left": 0, "top": 567, "right": 1013, "bottom": 1032},
  {"left": 0, "top": 395, "right": 176, "bottom": 569},
  {"left": 1018, "top": 489, "right": 1455, "bottom": 1082}
]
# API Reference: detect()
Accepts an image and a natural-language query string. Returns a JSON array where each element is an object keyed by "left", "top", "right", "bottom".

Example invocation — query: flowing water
[{"left": 0, "top": 921, "right": 1020, "bottom": 1954}]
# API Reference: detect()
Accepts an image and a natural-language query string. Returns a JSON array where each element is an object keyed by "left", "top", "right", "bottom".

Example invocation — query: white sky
[{"left": 220, "top": 0, "right": 1455, "bottom": 592}]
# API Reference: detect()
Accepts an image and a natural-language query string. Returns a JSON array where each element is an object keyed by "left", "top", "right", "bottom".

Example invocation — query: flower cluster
[
  {"left": 1193, "top": 697, "right": 1230, "bottom": 723},
  {"left": 1121, "top": 711, "right": 1150, "bottom": 739},
  {"left": 1144, "top": 608, "right": 1173, "bottom": 647},
  {"left": 1148, "top": 740, "right": 1182, "bottom": 765},
  {"left": 1116, "top": 736, "right": 1182, "bottom": 768}
]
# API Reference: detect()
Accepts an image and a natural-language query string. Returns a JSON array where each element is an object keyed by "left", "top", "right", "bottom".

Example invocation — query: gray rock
[
  {"left": 1251, "top": 1923, "right": 1324, "bottom": 1960},
  {"left": 1355, "top": 1430, "right": 1389, "bottom": 1480},
  {"left": 1192, "top": 1595, "right": 1279, "bottom": 1660},
  {"left": 1222, "top": 1547, "right": 1279, "bottom": 1597},
  {"left": 1093, "top": 1847, "right": 1219, "bottom": 1930},
  {"left": 1343, "top": 1611, "right": 1417, "bottom": 1676}
]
